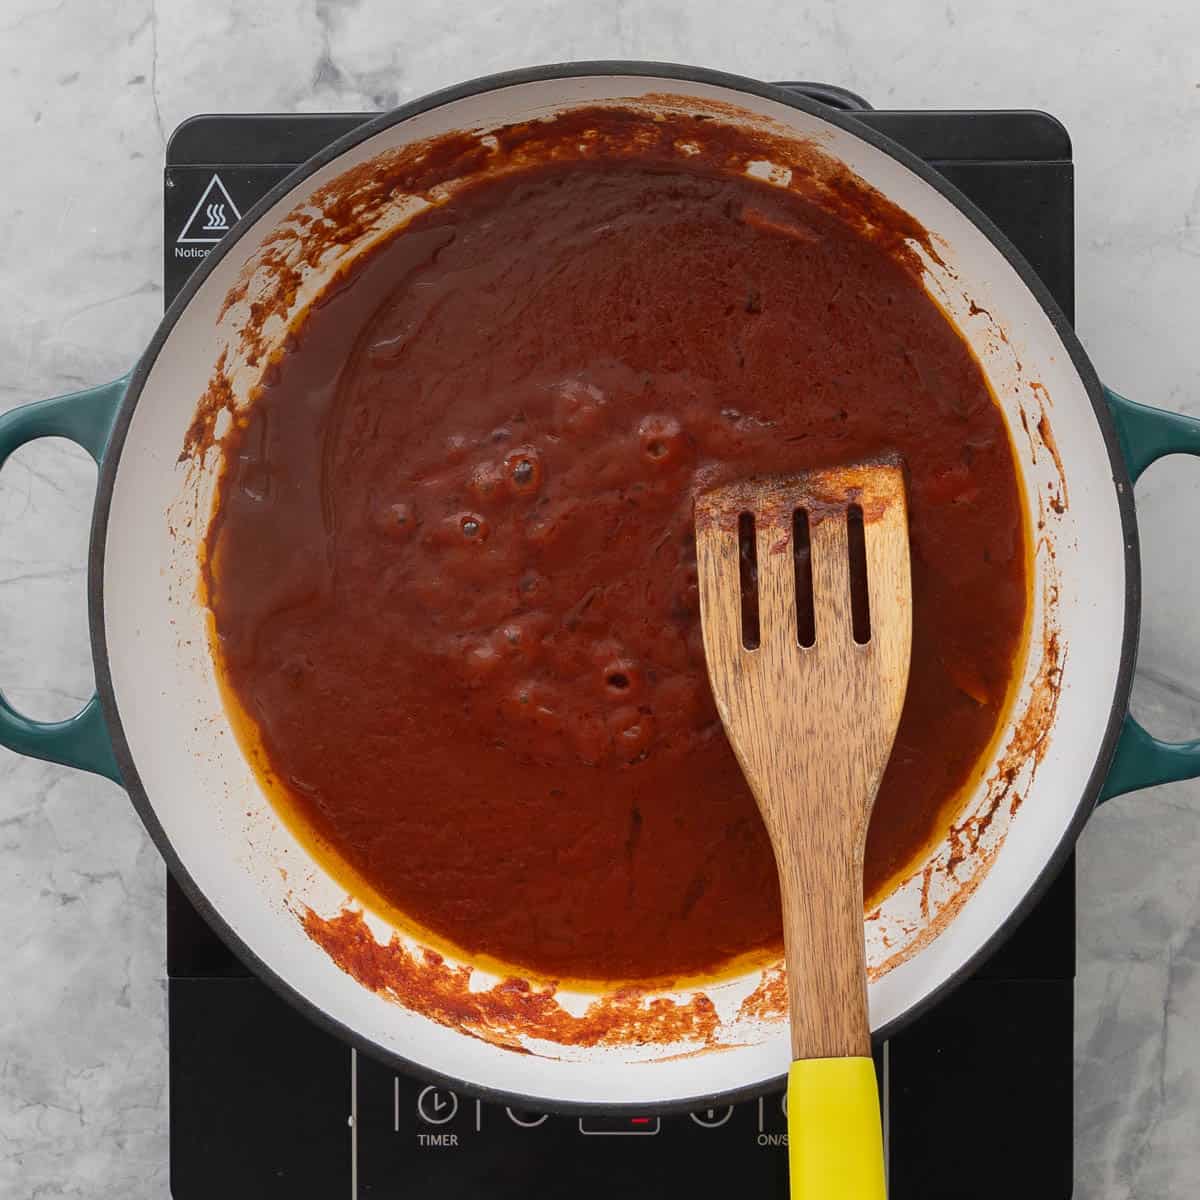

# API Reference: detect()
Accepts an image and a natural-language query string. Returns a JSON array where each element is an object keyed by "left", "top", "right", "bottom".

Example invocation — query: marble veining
[{"left": 2, "top": 1, "right": 1199, "bottom": 1196}]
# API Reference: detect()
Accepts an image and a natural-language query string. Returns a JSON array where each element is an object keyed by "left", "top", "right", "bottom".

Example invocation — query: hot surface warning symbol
[{"left": 177, "top": 174, "right": 242, "bottom": 244}]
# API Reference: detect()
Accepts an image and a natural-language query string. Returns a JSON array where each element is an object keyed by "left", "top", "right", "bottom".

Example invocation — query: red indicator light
[{"left": 578, "top": 1115, "right": 661, "bottom": 1136}]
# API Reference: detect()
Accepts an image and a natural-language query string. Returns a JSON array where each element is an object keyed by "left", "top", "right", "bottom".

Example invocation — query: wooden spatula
[{"left": 695, "top": 463, "right": 911, "bottom": 1200}]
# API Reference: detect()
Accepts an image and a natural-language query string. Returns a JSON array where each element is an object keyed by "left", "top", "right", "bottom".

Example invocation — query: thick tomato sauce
[{"left": 204, "top": 157, "right": 1027, "bottom": 982}]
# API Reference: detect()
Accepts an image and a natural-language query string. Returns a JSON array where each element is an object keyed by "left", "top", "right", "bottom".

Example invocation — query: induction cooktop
[{"left": 163, "top": 82, "right": 1075, "bottom": 1199}]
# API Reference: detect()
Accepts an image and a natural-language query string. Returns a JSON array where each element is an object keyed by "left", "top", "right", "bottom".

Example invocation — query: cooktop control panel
[{"left": 357, "top": 1054, "right": 793, "bottom": 1194}]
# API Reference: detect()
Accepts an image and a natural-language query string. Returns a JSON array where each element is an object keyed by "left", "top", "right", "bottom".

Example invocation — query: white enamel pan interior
[{"left": 93, "top": 64, "right": 1131, "bottom": 1110}]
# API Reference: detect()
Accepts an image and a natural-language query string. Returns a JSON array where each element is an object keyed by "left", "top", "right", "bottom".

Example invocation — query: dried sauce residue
[
  {"left": 918, "top": 862, "right": 935, "bottom": 921},
  {"left": 302, "top": 906, "right": 721, "bottom": 1051},
  {"left": 957, "top": 291, "right": 1064, "bottom": 520},
  {"left": 180, "top": 349, "right": 232, "bottom": 464},
  {"left": 956, "top": 614, "right": 1063, "bottom": 848},
  {"left": 736, "top": 965, "right": 788, "bottom": 1022},
  {"left": 1038, "top": 413, "right": 1068, "bottom": 512},
  {"left": 1023, "top": 378, "right": 1067, "bottom": 513},
  {"left": 1018, "top": 407, "right": 1037, "bottom": 465}
]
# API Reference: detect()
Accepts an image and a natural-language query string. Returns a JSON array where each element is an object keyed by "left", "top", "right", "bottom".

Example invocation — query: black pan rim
[{"left": 87, "top": 59, "right": 1137, "bottom": 1116}]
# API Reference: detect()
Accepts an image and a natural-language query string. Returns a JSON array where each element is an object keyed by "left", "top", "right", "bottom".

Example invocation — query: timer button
[{"left": 416, "top": 1086, "right": 458, "bottom": 1126}]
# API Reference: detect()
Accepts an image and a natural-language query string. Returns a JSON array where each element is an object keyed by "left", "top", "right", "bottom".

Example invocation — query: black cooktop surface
[{"left": 163, "top": 85, "right": 1075, "bottom": 1199}]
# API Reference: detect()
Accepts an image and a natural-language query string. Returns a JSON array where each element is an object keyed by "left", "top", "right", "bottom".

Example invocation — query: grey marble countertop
[{"left": 2, "top": 2, "right": 1199, "bottom": 1196}]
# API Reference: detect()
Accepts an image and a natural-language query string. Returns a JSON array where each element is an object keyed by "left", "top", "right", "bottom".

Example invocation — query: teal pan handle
[
  {"left": 0, "top": 378, "right": 127, "bottom": 783},
  {"left": 1101, "top": 387, "right": 1200, "bottom": 801},
  {"left": 0, "top": 378, "right": 1192, "bottom": 799}
]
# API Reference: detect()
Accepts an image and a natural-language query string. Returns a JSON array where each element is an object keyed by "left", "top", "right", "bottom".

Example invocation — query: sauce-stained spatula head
[{"left": 695, "top": 464, "right": 911, "bottom": 902}]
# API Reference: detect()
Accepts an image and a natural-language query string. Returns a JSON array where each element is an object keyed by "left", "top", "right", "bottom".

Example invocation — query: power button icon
[
  {"left": 690, "top": 1106, "right": 734, "bottom": 1128},
  {"left": 416, "top": 1086, "right": 459, "bottom": 1126}
]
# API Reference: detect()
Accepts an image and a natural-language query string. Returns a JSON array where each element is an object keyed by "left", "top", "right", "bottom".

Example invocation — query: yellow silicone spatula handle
[{"left": 788, "top": 1057, "right": 886, "bottom": 1199}]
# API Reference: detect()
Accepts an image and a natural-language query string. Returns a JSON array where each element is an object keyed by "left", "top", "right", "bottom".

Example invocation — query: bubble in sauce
[
  {"left": 372, "top": 500, "right": 417, "bottom": 539},
  {"left": 504, "top": 446, "right": 543, "bottom": 495},
  {"left": 602, "top": 657, "right": 642, "bottom": 698},
  {"left": 637, "top": 413, "right": 689, "bottom": 466},
  {"left": 459, "top": 513, "right": 489, "bottom": 541}
]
